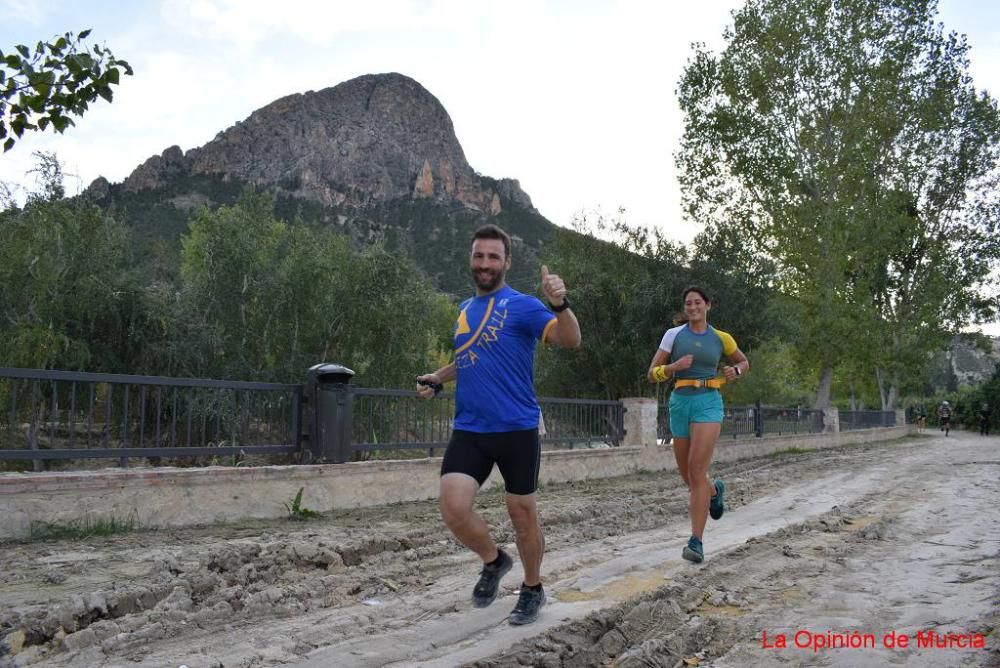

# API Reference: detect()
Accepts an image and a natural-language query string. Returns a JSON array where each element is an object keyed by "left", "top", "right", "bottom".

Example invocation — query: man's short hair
[{"left": 472, "top": 224, "right": 511, "bottom": 258}]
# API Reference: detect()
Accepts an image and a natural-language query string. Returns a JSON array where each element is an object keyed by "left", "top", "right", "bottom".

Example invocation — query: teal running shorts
[{"left": 668, "top": 390, "right": 723, "bottom": 438}]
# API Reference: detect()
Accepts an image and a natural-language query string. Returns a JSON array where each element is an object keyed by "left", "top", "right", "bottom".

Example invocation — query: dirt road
[{"left": 1, "top": 431, "right": 997, "bottom": 667}]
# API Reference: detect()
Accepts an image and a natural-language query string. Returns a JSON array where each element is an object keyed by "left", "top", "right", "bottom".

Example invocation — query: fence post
[
  {"left": 822, "top": 407, "right": 840, "bottom": 433},
  {"left": 622, "top": 398, "right": 657, "bottom": 446},
  {"left": 754, "top": 400, "right": 763, "bottom": 438},
  {"left": 324, "top": 383, "right": 354, "bottom": 463},
  {"left": 894, "top": 409, "right": 905, "bottom": 428}
]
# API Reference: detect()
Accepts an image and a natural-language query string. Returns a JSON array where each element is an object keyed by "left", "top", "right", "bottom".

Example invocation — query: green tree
[
  {"left": 0, "top": 153, "right": 135, "bottom": 369},
  {"left": 688, "top": 220, "right": 776, "bottom": 353},
  {"left": 536, "top": 210, "right": 780, "bottom": 401},
  {"left": 677, "top": 0, "right": 1000, "bottom": 408},
  {"left": 723, "top": 338, "right": 814, "bottom": 406},
  {"left": 1, "top": 29, "right": 132, "bottom": 152},
  {"left": 332, "top": 245, "right": 457, "bottom": 387},
  {"left": 179, "top": 190, "right": 453, "bottom": 384},
  {"left": 535, "top": 212, "right": 692, "bottom": 400}
]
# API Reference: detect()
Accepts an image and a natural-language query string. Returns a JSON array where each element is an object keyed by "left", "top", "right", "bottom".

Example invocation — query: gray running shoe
[
  {"left": 472, "top": 549, "right": 513, "bottom": 608},
  {"left": 682, "top": 535, "right": 704, "bottom": 563},
  {"left": 509, "top": 585, "right": 546, "bottom": 625}
]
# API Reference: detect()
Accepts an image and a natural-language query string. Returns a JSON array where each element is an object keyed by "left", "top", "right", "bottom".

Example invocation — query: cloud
[
  {"left": 0, "top": 0, "right": 48, "bottom": 28},
  {"left": 161, "top": 0, "right": 441, "bottom": 46}
]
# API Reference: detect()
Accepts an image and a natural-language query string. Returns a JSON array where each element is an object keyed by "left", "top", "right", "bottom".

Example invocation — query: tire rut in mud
[{"left": 466, "top": 501, "right": 894, "bottom": 667}]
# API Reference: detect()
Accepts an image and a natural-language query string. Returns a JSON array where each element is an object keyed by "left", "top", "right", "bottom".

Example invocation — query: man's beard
[{"left": 473, "top": 267, "right": 504, "bottom": 292}]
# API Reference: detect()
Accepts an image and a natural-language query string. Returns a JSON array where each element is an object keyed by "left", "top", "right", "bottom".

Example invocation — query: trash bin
[{"left": 304, "top": 363, "right": 355, "bottom": 463}]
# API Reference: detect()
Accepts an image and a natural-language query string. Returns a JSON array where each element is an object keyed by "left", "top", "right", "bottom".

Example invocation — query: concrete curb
[{"left": 0, "top": 426, "right": 913, "bottom": 538}]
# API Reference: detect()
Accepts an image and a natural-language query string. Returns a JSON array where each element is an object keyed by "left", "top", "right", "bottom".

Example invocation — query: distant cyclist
[{"left": 938, "top": 400, "right": 952, "bottom": 437}]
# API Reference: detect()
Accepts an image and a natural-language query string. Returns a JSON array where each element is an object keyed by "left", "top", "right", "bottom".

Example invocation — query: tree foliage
[
  {"left": 0, "top": 153, "right": 136, "bottom": 369},
  {"left": 535, "top": 213, "right": 689, "bottom": 399},
  {"left": 179, "top": 190, "right": 454, "bottom": 385},
  {"left": 536, "top": 210, "right": 775, "bottom": 400},
  {"left": 951, "top": 362, "right": 1000, "bottom": 430},
  {"left": 1, "top": 29, "right": 132, "bottom": 152},
  {"left": 0, "top": 155, "right": 456, "bottom": 389},
  {"left": 677, "top": 0, "right": 1000, "bottom": 407}
]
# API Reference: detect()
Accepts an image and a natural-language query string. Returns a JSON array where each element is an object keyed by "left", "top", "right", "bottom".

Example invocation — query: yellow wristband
[{"left": 652, "top": 365, "right": 670, "bottom": 383}]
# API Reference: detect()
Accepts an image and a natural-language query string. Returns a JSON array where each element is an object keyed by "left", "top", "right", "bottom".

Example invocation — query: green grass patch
[
  {"left": 28, "top": 511, "right": 139, "bottom": 541},
  {"left": 766, "top": 446, "right": 813, "bottom": 458},
  {"left": 284, "top": 487, "right": 320, "bottom": 520}
]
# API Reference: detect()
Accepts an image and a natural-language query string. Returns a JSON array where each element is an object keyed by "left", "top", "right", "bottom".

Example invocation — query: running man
[
  {"left": 416, "top": 224, "right": 581, "bottom": 625},
  {"left": 647, "top": 286, "right": 748, "bottom": 564},
  {"left": 938, "top": 400, "right": 952, "bottom": 436}
]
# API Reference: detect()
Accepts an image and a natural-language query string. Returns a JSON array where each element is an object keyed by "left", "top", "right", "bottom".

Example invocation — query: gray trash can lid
[{"left": 308, "top": 363, "right": 355, "bottom": 376}]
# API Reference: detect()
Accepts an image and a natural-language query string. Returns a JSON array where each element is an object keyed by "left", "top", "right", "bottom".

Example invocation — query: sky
[{"left": 1, "top": 0, "right": 999, "bottom": 333}]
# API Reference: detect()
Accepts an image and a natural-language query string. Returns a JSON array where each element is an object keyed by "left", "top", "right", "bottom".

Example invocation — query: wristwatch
[{"left": 551, "top": 298, "right": 571, "bottom": 313}]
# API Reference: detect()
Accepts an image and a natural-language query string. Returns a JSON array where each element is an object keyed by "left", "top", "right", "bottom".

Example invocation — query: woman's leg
[
  {"left": 673, "top": 437, "right": 691, "bottom": 487},
  {"left": 674, "top": 437, "right": 716, "bottom": 499},
  {"left": 687, "top": 422, "right": 721, "bottom": 540}
]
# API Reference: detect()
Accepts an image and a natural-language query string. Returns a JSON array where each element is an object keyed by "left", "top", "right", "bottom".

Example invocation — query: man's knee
[
  {"left": 506, "top": 495, "right": 538, "bottom": 531},
  {"left": 439, "top": 474, "right": 477, "bottom": 527},
  {"left": 440, "top": 496, "right": 475, "bottom": 529}
]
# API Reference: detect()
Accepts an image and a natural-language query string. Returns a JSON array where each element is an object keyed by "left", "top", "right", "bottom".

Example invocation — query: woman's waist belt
[{"left": 674, "top": 377, "right": 726, "bottom": 390}]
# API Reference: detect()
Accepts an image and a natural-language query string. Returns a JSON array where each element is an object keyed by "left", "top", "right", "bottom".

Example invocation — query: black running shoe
[
  {"left": 509, "top": 585, "right": 546, "bottom": 625},
  {"left": 472, "top": 549, "right": 513, "bottom": 608}
]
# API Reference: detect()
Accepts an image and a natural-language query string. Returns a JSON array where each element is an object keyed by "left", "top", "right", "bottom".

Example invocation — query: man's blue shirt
[{"left": 452, "top": 285, "right": 555, "bottom": 432}]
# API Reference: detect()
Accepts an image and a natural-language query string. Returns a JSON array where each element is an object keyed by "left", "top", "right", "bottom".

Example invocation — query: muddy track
[
  {"left": 468, "top": 501, "right": 892, "bottom": 667},
  {"left": 1, "top": 434, "right": 997, "bottom": 667}
]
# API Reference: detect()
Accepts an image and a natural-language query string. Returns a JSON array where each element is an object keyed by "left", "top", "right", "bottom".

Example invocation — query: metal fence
[
  {"left": 758, "top": 407, "right": 826, "bottom": 436},
  {"left": 658, "top": 402, "right": 827, "bottom": 441},
  {"left": 0, "top": 368, "right": 624, "bottom": 467},
  {"left": 840, "top": 410, "right": 896, "bottom": 431},
  {"left": 0, "top": 368, "right": 301, "bottom": 468},
  {"left": 351, "top": 388, "right": 456, "bottom": 455},
  {"left": 349, "top": 388, "right": 623, "bottom": 457},
  {"left": 539, "top": 396, "right": 624, "bottom": 448},
  {"left": 1, "top": 367, "right": 900, "bottom": 468}
]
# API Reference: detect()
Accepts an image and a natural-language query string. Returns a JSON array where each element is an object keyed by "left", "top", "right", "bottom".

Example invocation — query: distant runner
[{"left": 938, "top": 400, "right": 952, "bottom": 437}]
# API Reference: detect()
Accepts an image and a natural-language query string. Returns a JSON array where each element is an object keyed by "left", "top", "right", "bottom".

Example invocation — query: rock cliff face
[
  {"left": 946, "top": 335, "right": 1000, "bottom": 386},
  {"left": 117, "top": 73, "right": 533, "bottom": 214}
]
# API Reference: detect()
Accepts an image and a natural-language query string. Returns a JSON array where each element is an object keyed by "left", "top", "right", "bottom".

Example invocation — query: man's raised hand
[{"left": 540, "top": 265, "right": 566, "bottom": 306}]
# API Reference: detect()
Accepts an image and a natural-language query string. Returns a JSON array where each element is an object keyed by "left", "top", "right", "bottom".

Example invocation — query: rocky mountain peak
[{"left": 115, "top": 73, "right": 534, "bottom": 214}]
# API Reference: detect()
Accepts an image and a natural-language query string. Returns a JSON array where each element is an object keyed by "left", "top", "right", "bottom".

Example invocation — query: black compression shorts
[{"left": 441, "top": 428, "right": 541, "bottom": 495}]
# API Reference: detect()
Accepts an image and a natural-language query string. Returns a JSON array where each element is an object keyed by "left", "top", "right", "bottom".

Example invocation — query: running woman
[{"left": 647, "top": 286, "right": 749, "bottom": 563}]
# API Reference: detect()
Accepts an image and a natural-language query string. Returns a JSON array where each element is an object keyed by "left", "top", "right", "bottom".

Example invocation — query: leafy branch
[{"left": 1, "top": 29, "right": 133, "bottom": 153}]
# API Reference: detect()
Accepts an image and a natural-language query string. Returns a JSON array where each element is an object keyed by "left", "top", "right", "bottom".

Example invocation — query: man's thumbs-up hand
[{"left": 540, "top": 265, "right": 566, "bottom": 307}]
